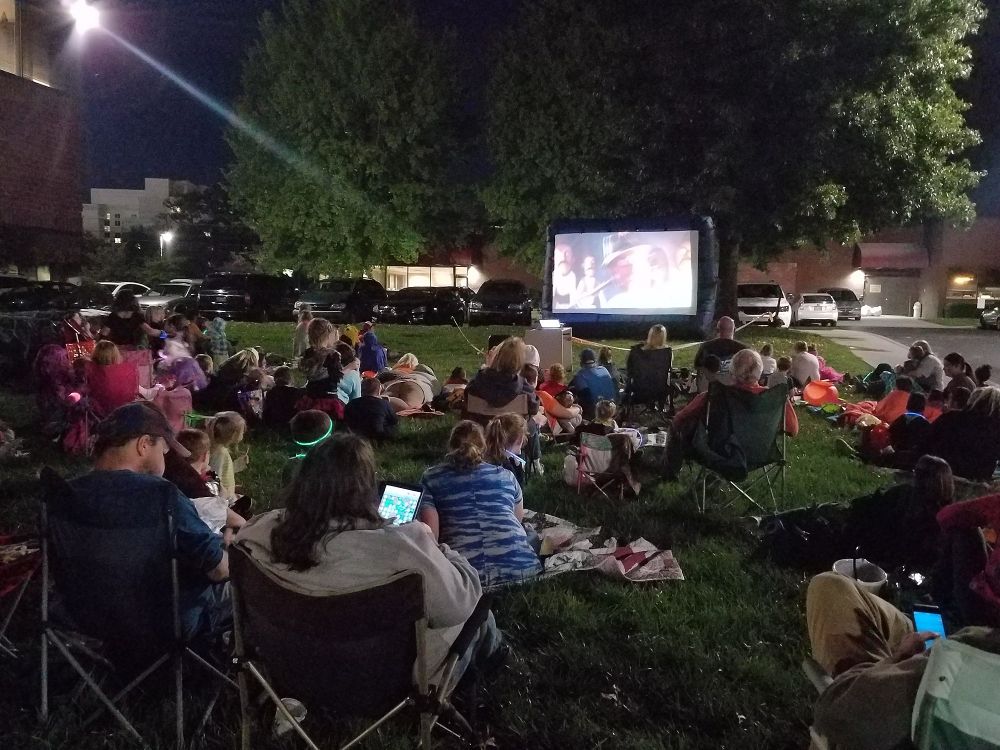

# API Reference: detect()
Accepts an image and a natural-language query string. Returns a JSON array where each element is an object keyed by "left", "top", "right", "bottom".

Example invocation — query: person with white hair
[
  {"left": 693, "top": 317, "right": 749, "bottom": 387},
  {"left": 662, "top": 348, "right": 799, "bottom": 478}
]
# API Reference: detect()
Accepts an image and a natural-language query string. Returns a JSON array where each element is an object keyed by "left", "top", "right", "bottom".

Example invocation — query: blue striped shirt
[{"left": 420, "top": 462, "right": 541, "bottom": 587}]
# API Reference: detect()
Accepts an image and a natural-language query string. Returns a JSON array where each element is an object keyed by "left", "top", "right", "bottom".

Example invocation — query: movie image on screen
[{"left": 551, "top": 230, "right": 698, "bottom": 315}]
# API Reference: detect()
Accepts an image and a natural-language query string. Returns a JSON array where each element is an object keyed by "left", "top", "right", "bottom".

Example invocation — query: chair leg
[
  {"left": 0, "top": 570, "right": 33, "bottom": 656},
  {"left": 244, "top": 661, "right": 323, "bottom": 750},
  {"left": 237, "top": 670, "right": 251, "bottom": 750},
  {"left": 175, "top": 652, "right": 184, "bottom": 750},
  {"left": 419, "top": 710, "right": 434, "bottom": 749},
  {"left": 39, "top": 626, "right": 48, "bottom": 722},
  {"left": 48, "top": 632, "right": 150, "bottom": 748}
]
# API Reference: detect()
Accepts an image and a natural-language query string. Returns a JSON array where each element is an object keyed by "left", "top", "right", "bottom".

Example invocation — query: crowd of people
[{"left": 18, "top": 299, "right": 1000, "bottom": 744}]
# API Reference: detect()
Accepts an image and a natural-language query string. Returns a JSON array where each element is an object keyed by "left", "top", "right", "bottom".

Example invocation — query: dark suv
[
  {"left": 469, "top": 279, "right": 533, "bottom": 326},
  {"left": 375, "top": 287, "right": 469, "bottom": 325},
  {"left": 293, "top": 278, "right": 388, "bottom": 323},
  {"left": 197, "top": 273, "right": 299, "bottom": 321}
]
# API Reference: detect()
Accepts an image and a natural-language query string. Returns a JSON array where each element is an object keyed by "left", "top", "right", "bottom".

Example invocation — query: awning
[{"left": 855, "top": 242, "right": 928, "bottom": 271}]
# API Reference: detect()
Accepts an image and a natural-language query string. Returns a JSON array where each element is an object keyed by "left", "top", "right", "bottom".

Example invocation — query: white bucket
[
  {"left": 272, "top": 698, "right": 307, "bottom": 738},
  {"left": 833, "top": 558, "right": 887, "bottom": 594}
]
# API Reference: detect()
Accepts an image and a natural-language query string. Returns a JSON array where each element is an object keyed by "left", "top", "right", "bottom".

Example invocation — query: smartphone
[{"left": 912, "top": 604, "right": 947, "bottom": 650}]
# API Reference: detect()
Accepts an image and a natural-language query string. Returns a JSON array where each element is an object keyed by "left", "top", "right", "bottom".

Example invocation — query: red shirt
[
  {"left": 537, "top": 380, "right": 567, "bottom": 397},
  {"left": 938, "top": 495, "right": 1000, "bottom": 624}
]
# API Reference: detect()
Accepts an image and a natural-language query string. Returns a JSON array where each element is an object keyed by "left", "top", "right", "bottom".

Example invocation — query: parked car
[
  {"left": 137, "top": 279, "right": 200, "bottom": 315},
  {"left": 818, "top": 287, "right": 863, "bottom": 321},
  {"left": 792, "top": 293, "right": 839, "bottom": 326},
  {"left": 736, "top": 282, "right": 791, "bottom": 327},
  {"left": 0, "top": 281, "right": 113, "bottom": 312},
  {"left": 197, "top": 273, "right": 299, "bottom": 321},
  {"left": 980, "top": 306, "right": 1000, "bottom": 330},
  {"left": 0, "top": 275, "right": 35, "bottom": 294},
  {"left": 374, "top": 287, "right": 469, "bottom": 325},
  {"left": 468, "top": 279, "right": 533, "bottom": 326},
  {"left": 293, "top": 278, "right": 388, "bottom": 323},
  {"left": 99, "top": 281, "right": 150, "bottom": 299}
]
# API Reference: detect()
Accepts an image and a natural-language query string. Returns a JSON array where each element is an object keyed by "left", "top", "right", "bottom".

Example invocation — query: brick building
[
  {"left": 738, "top": 218, "right": 1000, "bottom": 318},
  {"left": 0, "top": 0, "right": 82, "bottom": 280}
]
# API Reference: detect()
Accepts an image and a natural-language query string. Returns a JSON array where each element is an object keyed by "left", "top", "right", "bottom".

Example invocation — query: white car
[
  {"left": 99, "top": 281, "right": 150, "bottom": 299},
  {"left": 137, "top": 279, "right": 201, "bottom": 313},
  {"left": 736, "top": 282, "right": 792, "bottom": 327},
  {"left": 792, "top": 293, "right": 839, "bottom": 326}
]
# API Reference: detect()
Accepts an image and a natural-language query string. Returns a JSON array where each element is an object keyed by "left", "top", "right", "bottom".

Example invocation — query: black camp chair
[
  {"left": 688, "top": 382, "right": 789, "bottom": 514},
  {"left": 38, "top": 467, "right": 234, "bottom": 750},
  {"left": 621, "top": 345, "right": 673, "bottom": 424},
  {"left": 229, "top": 543, "right": 492, "bottom": 750}
]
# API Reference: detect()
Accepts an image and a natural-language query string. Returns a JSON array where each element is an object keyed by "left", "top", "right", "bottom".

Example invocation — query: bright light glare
[
  {"left": 160, "top": 231, "right": 175, "bottom": 244},
  {"left": 70, "top": 1, "right": 100, "bottom": 33}
]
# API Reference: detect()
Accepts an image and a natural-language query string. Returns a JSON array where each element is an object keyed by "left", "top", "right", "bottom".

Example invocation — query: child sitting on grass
[
  {"left": 262, "top": 366, "right": 301, "bottom": 432},
  {"left": 485, "top": 413, "right": 528, "bottom": 487},
  {"left": 343, "top": 376, "right": 399, "bottom": 442},
  {"left": 766, "top": 356, "right": 795, "bottom": 390},
  {"left": 593, "top": 399, "right": 619, "bottom": 431},
  {"left": 282, "top": 409, "right": 334, "bottom": 485},
  {"left": 207, "top": 411, "right": 248, "bottom": 504},
  {"left": 164, "top": 428, "right": 247, "bottom": 541}
]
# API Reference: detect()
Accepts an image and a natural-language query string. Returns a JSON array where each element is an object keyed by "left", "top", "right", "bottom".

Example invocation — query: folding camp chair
[
  {"left": 37, "top": 467, "right": 235, "bottom": 750},
  {"left": 574, "top": 431, "right": 640, "bottom": 501},
  {"left": 229, "top": 543, "right": 491, "bottom": 750},
  {"left": 688, "top": 382, "right": 789, "bottom": 514},
  {"left": 0, "top": 533, "right": 39, "bottom": 658},
  {"left": 462, "top": 393, "right": 541, "bottom": 479},
  {"left": 621, "top": 345, "right": 673, "bottom": 425}
]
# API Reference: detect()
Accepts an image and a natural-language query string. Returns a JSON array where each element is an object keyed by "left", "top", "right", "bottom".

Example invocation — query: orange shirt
[{"left": 872, "top": 390, "right": 909, "bottom": 425}]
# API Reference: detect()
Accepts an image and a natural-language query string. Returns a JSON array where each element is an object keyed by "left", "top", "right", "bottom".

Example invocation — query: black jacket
[{"left": 344, "top": 395, "right": 399, "bottom": 440}]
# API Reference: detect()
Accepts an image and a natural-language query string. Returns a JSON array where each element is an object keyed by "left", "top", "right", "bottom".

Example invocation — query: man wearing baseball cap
[
  {"left": 70, "top": 402, "right": 229, "bottom": 639},
  {"left": 568, "top": 348, "right": 618, "bottom": 420}
]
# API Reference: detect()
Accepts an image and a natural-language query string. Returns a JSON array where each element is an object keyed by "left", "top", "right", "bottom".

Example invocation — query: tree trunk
[{"left": 716, "top": 235, "right": 740, "bottom": 319}]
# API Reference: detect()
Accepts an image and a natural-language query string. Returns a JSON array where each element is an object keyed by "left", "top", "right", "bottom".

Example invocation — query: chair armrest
[
  {"left": 448, "top": 595, "right": 492, "bottom": 658},
  {"left": 802, "top": 656, "right": 833, "bottom": 694}
]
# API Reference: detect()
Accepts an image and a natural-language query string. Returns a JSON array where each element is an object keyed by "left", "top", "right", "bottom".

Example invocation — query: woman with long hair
[
  {"left": 292, "top": 306, "right": 314, "bottom": 359},
  {"left": 922, "top": 386, "right": 1000, "bottom": 480},
  {"left": 419, "top": 421, "right": 542, "bottom": 586},
  {"left": 236, "top": 433, "right": 491, "bottom": 674}
]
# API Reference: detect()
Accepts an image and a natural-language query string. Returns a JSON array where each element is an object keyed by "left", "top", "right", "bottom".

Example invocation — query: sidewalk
[{"left": 812, "top": 326, "right": 911, "bottom": 370}]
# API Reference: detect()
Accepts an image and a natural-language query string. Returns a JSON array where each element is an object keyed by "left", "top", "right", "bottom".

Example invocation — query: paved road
[
  {"left": 837, "top": 320, "right": 1000, "bottom": 371},
  {"left": 806, "top": 317, "right": 1000, "bottom": 371}
]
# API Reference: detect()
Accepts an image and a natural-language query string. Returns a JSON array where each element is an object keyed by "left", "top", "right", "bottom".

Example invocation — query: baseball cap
[
  {"left": 580, "top": 348, "right": 596, "bottom": 365},
  {"left": 94, "top": 402, "right": 190, "bottom": 458},
  {"left": 523, "top": 344, "right": 541, "bottom": 368}
]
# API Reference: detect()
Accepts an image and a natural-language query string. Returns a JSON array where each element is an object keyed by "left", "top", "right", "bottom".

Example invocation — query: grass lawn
[{"left": 0, "top": 323, "right": 889, "bottom": 749}]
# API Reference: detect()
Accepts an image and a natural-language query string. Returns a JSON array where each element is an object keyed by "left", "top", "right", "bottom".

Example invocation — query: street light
[
  {"left": 159, "top": 231, "right": 174, "bottom": 258},
  {"left": 70, "top": 1, "right": 100, "bottom": 33}
]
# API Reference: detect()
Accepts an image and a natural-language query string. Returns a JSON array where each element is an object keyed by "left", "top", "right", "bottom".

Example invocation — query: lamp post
[{"left": 159, "top": 231, "right": 174, "bottom": 258}]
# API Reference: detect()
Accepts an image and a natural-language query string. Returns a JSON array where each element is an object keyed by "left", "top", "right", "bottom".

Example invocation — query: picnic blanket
[{"left": 523, "top": 509, "right": 684, "bottom": 583}]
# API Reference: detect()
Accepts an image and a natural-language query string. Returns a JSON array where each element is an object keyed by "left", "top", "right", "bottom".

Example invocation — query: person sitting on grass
[
  {"left": 882, "top": 392, "right": 932, "bottom": 468},
  {"left": 163, "top": 427, "right": 246, "bottom": 541},
  {"left": 946, "top": 385, "right": 971, "bottom": 412},
  {"left": 943, "top": 351, "right": 977, "bottom": 395},
  {"left": 807, "top": 342, "right": 844, "bottom": 383},
  {"left": 262, "top": 366, "right": 301, "bottom": 433},
  {"left": 759, "top": 343, "right": 777, "bottom": 377},
  {"left": 334, "top": 342, "right": 362, "bottom": 405},
  {"left": 297, "top": 318, "right": 345, "bottom": 420},
  {"left": 343, "top": 376, "right": 399, "bottom": 443},
  {"left": 803, "top": 571, "right": 1000, "bottom": 750},
  {"left": 74, "top": 402, "right": 230, "bottom": 640},
  {"left": 236, "top": 433, "right": 498, "bottom": 680},
  {"left": 790, "top": 340, "right": 821, "bottom": 388},
  {"left": 924, "top": 389, "right": 945, "bottom": 422},
  {"left": 598, "top": 346, "right": 622, "bottom": 387},
  {"left": 568, "top": 348, "right": 617, "bottom": 420},
  {"left": 292, "top": 306, "right": 313, "bottom": 359},
  {"left": 206, "top": 411, "right": 248, "bottom": 504},
  {"left": 664, "top": 349, "right": 799, "bottom": 478},
  {"left": 872, "top": 375, "right": 913, "bottom": 425},
  {"left": 920, "top": 386, "right": 1000, "bottom": 481},
  {"left": 975, "top": 363, "right": 996, "bottom": 389},
  {"left": 282, "top": 409, "right": 334, "bottom": 485},
  {"left": 538, "top": 363, "right": 569, "bottom": 397},
  {"left": 765, "top": 355, "right": 793, "bottom": 389},
  {"left": 537, "top": 386, "right": 583, "bottom": 436},
  {"left": 357, "top": 330, "right": 388, "bottom": 374},
  {"left": 419, "top": 420, "right": 542, "bottom": 587},
  {"left": 485, "top": 413, "right": 529, "bottom": 487}
]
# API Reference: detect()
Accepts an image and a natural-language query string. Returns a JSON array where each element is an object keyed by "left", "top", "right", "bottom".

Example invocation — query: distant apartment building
[
  {"left": 0, "top": 0, "right": 82, "bottom": 280},
  {"left": 81, "top": 177, "right": 201, "bottom": 244}
]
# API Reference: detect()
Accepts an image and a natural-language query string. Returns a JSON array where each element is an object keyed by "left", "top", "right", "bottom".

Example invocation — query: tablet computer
[
  {"left": 377, "top": 482, "right": 423, "bottom": 525},
  {"left": 912, "top": 604, "right": 947, "bottom": 650}
]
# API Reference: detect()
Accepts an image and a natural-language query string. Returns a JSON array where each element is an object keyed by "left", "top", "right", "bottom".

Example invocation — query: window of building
[
  {"left": 114, "top": 213, "right": 120, "bottom": 219},
  {"left": 113, "top": 237, "right": 122, "bottom": 244},
  {"left": 0, "top": 2, "right": 64, "bottom": 87},
  {"left": 386, "top": 265, "right": 408, "bottom": 291},
  {"left": 114, "top": 220, "right": 120, "bottom": 226},
  {"left": 106, "top": 212, "right": 111, "bottom": 219},
  {"left": 431, "top": 267, "right": 455, "bottom": 287}
]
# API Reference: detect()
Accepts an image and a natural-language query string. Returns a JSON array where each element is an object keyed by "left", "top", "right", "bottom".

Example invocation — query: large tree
[
  {"left": 485, "top": 0, "right": 984, "bottom": 314},
  {"left": 227, "top": 0, "right": 475, "bottom": 276}
]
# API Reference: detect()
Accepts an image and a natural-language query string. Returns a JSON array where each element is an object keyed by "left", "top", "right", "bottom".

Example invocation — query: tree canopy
[
  {"left": 485, "top": 0, "right": 984, "bottom": 307},
  {"left": 227, "top": 0, "right": 474, "bottom": 276}
]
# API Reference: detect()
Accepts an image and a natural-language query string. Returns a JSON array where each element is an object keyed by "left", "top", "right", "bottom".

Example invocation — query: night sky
[{"left": 79, "top": 0, "right": 999, "bottom": 216}]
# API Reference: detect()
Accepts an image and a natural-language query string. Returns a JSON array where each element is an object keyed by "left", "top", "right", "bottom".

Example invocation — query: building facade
[
  {"left": 81, "top": 177, "right": 201, "bottom": 243},
  {"left": 738, "top": 218, "right": 1000, "bottom": 318},
  {"left": 0, "top": 0, "right": 82, "bottom": 280}
]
